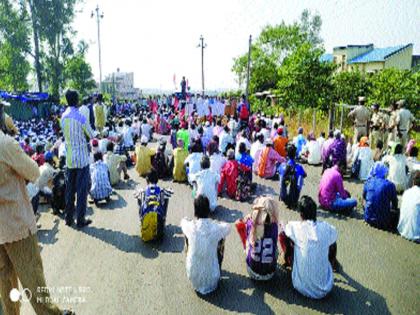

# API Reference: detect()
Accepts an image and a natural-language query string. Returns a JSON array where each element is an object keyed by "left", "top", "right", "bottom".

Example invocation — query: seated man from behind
[
  {"left": 280, "top": 196, "right": 338, "bottom": 299},
  {"left": 105, "top": 141, "right": 129, "bottom": 187},
  {"left": 319, "top": 165, "right": 357, "bottom": 214},
  {"left": 90, "top": 152, "right": 113, "bottom": 205},
  {"left": 279, "top": 144, "right": 306, "bottom": 209},
  {"left": 191, "top": 156, "right": 220, "bottom": 212},
  {"left": 34, "top": 151, "right": 59, "bottom": 214},
  {"left": 397, "top": 171, "right": 420, "bottom": 242},
  {"left": 363, "top": 162, "right": 398, "bottom": 230},
  {"left": 181, "top": 195, "right": 231, "bottom": 295},
  {"left": 135, "top": 135, "right": 156, "bottom": 177}
]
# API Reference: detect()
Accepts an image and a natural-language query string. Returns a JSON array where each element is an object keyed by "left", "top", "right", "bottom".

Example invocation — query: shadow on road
[
  {"left": 265, "top": 268, "right": 390, "bottom": 315},
  {"left": 148, "top": 224, "right": 185, "bottom": 253},
  {"left": 212, "top": 206, "right": 244, "bottom": 223},
  {"left": 79, "top": 226, "right": 159, "bottom": 259},
  {"left": 37, "top": 218, "right": 60, "bottom": 248},
  {"left": 201, "top": 268, "right": 390, "bottom": 315},
  {"left": 97, "top": 192, "right": 128, "bottom": 210}
]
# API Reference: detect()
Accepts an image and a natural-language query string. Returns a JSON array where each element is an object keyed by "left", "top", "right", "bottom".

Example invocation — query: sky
[{"left": 73, "top": 0, "right": 420, "bottom": 91}]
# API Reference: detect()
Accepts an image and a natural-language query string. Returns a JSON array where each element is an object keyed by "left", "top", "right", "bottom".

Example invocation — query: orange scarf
[{"left": 258, "top": 147, "right": 270, "bottom": 177}]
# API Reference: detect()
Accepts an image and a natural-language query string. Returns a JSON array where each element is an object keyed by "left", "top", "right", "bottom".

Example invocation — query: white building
[{"left": 102, "top": 69, "right": 140, "bottom": 99}]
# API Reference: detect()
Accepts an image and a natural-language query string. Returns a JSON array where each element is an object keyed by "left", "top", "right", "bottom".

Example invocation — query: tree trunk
[{"left": 28, "top": 0, "right": 42, "bottom": 92}]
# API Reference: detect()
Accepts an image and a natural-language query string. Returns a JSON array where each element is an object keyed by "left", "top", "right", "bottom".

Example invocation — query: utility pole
[
  {"left": 197, "top": 35, "right": 207, "bottom": 96},
  {"left": 246, "top": 35, "right": 252, "bottom": 102},
  {"left": 92, "top": 5, "right": 104, "bottom": 92}
]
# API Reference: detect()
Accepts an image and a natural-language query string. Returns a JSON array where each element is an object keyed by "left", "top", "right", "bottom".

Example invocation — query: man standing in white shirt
[
  {"left": 181, "top": 195, "right": 230, "bottom": 295},
  {"left": 280, "top": 196, "right": 338, "bottom": 299}
]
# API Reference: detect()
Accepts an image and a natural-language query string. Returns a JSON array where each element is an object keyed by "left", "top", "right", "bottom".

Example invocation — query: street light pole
[
  {"left": 92, "top": 5, "right": 104, "bottom": 92},
  {"left": 197, "top": 35, "right": 207, "bottom": 96},
  {"left": 246, "top": 35, "right": 252, "bottom": 102}
]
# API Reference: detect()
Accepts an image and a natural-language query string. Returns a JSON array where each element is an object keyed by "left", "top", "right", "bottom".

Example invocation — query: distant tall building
[
  {"left": 320, "top": 43, "right": 414, "bottom": 73},
  {"left": 102, "top": 68, "right": 140, "bottom": 99}
]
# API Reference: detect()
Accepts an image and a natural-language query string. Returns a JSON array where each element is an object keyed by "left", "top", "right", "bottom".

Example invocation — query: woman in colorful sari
[{"left": 254, "top": 139, "right": 285, "bottom": 179}]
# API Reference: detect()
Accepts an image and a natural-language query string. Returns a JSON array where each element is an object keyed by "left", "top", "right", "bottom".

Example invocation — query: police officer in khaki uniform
[
  {"left": 387, "top": 102, "right": 399, "bottom": 146},
  {"left": 369, "top": 103, "right": 384, "bottom": 149},
  {"left": 397, "top": 99, "right": 415, "bottom": 149},
  {"left": 348, "top": 96, "right": 370, "bottom": 142}
]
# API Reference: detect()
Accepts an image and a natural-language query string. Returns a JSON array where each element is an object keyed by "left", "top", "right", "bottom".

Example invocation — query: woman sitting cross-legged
[{"left": 235, "top": 196, "right": 280, "bottom": 281}]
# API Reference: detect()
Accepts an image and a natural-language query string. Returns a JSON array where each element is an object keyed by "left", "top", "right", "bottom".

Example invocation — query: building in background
[
  {"left": 102, "top": 69, "right": 140, "bottom": 99},
  {"left": 321, "top": 43, "right": 414, "bottom": 73}
]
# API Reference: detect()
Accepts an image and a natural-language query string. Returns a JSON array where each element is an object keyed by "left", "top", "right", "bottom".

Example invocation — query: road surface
[{"left": 8, "top": 150, "right": 419, "bottom": 315}]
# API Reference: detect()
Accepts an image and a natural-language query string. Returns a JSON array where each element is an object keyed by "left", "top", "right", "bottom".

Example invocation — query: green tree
[
  {"left": 232, "top": 10, "right": 323, "bottom": 96},
  {"left": 64, "top": 42, "right": 96, "bottom": 97},
  {"left": 276, "top": 43, "right": 335, "bottom": 109},
  {"left": 332, "top": 71, "right": 369, "bottom": 105},
  {"left": 0, "top": 0, "right": 30, "bottom": 91},
  {"left": 368, "top": 68, "right": 419, "bottom": 111}
]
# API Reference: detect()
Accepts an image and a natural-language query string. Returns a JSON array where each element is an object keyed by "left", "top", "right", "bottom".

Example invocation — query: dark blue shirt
[{"left": 363, "top": 177, "right": 398, "bottom": 228}]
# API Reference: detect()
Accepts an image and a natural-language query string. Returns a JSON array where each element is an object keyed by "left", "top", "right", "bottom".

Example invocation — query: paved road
[{"left": 13, "top": 150, "right": 419, "bottom": 315}]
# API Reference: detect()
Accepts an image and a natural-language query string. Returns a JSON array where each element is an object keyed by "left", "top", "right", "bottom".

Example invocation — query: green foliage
[
  {"left": 232, "top": 9, "right": 325, "bottom": 103},
  {"left": 276, "top": 43, "right": 335, "bottom": 109},
  {"left": 64, "top": 43, "right": 96, "bottom": 97},
  {"left": 38, "top": 0, "right": 78, "bottom": 99},
  {"left": 332, "top": 70, "right": 369, "bottom": 105},
  {"left": 365, "top": 68, "right": 418, "bottom": 116},
  {"left": 0, "top": 0, "right": 31, "bottom": 91}
]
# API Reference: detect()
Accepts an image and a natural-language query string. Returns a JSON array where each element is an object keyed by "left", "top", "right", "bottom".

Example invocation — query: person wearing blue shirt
[
  {"left": 363, "top": 162, "right": 399, "bottom": 230},
  {"left": 279, "top": 144, "right": 306, "bottom": 209}
]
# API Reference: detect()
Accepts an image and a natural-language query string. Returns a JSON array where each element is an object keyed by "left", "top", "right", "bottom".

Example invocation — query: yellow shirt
[
  {"left": 0, "top": 131, "right": 40, "bottom": 244},
  {"left": 94, "top": 103, "right": 106, "bottom": 128},
  {"left": 173, "top": 147, "right": 188, "bottom": 182},
  {"left": 135, "top": 145, "right": 155, "bottom": 176},
  {"left": 105, "top": 152, "right": 127, "bottom": 185}
]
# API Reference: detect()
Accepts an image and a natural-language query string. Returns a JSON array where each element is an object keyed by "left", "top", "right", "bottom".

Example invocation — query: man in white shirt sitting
[
  {"left": 300, "top": 133, "right": 321, "bottom": 165},
  {"left": 280, "top": 196, "right": 338, "bottom": 299},
  {"left": 181, "top": 195, "right": 230, "bottom": 295},
  {"left": 397, "top": 171, "right": 420, "bottom": 242}
]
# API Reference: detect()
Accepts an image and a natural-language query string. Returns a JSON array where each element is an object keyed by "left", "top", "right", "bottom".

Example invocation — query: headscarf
[
  {"left": 368, "top": 162, "right": 388, "bottom": 179},
  {"left": 406, "top": 139, "right": 416, "bottom": 155},
  {"left": 359, "top": 136, "right": 369, "bottom": 147},
  {"left": 250, "top": 196, "right": 279, "bottom": 245}
]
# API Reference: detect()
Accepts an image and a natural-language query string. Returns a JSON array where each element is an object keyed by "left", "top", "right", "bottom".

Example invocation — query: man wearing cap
[
  {"left": 61, "top": 89, "right": 94, "bottom": 228},
  {"left": 396, "top": 99, "right": 415, "bottom": 149},
  {"left": 348, "top": 96, "right": 370, "bottom": 142},
  {"left": 135, "top": 135, "right": 156, "bottom": 177},
  {"left": 369, "top": 103, "right": 385, "bottom": 149}
]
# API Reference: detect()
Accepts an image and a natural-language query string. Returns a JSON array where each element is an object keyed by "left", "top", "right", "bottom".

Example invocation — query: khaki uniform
[
  {"left": 381, "top": 112, "right": 390, "bottom": 148},
  {"left": 348, "top": 105, "right": 370, "bottom": 142},
  {"left": 398, "top": 108, "right": 415, "bottom": 148},
  {"left": 387, "top": 110, "right": 399, "bottom": 146},
  {"left": 370, "top": 111, "right": 383, "bottom": 148}
]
